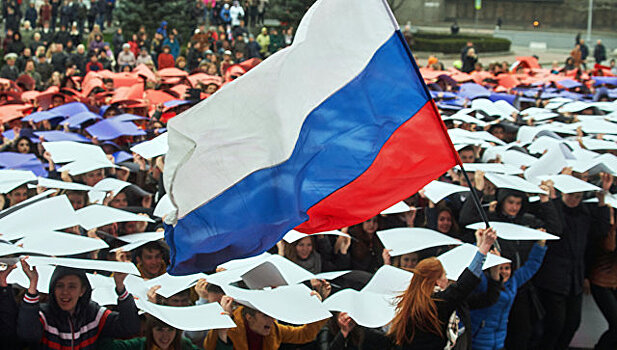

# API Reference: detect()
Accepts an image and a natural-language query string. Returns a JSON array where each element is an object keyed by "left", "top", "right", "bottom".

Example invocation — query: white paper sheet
[
  {"left": 6, "top": 263, "right": 56, "bottom": 293},
  {"left": 130, "top": 133, "right": 169, "bottom": 159},
  {"left": 110, "top": 240, "right": 153, "bottom": 253},
  {"left": 282, "top": 229, "right": 349, "bottom": 244},
  {"left": 42, "top": 141, "right": 108, "bottom": 164},
  {"left": 135, "top": 298, "right": 236, "bottom": 331},
  {"left": 438, "top": 243, "right": 511, "bottom": 280},
  {"left": 314, "top": 270, "right": 351, "bottom": 281},
  {"left": 117, "top": 231, "right": 165, "bottom": 243},
  {"left": 484, "top": 173, "right": 547, "bottom": 194},
  {"left": 218, "top": 252, "right": 271, "bottom": 271},
  {"left": 455, "top": 163, "right": 523, "bottom": 175},
  {"left": 208, "top": 254, "right": 314, "bottom": 288},
  {"left": 502, "top": 150, "right": 538, "bottom": 168},
  {"left": 59, "top": 159, "right": 118, "bottom": 176},
  {"left": 535, "top": 174, "right": 601, "bottom": 193},
  {"left": 153, "top": 194, "right": 174, "bottom": 218},
  {"left": 15, "top": 231, "right": 109, "bottom": 256},
  {"left": 222, "top": 284, "right": 331, "bottom": 325},
  {"left": 26, "top": 256, "right": 140, "bottom": 275},
  {"left": 380, "top": 201, "right": 410, "bottom": 215},
  {"left": 88, "top": 178, "right": 132, "bottom": 203},
  {"left": 377, "top": 227, "right": 461, "bottom": 257},
  {"left": 362, "top": 265, "right": 414, "bottom": 297},
  {"left": 466, "top": 221, "right": 560, "bottom": 240},
  {"left": 76, "top": 205, "right": 154, "bottom": 230},
  {"left": 323, "top": 288, "right": 397, "bottom": 328},
  {"left": 37, "top": 177, "right": 93, "bottom": 191},
  {"left": 524, "top": 147, "right": 569, "bottom": 181},
  {"left": 422, "top": 181, "right": 470, "bottom": 203},
  {"left": 0, "top": 195, "right": 80, "bottom": 241},
  {"left": 145, "top": 272, "right": 208, "bottom": 298},
  {"left": 91, "top": 286, "right": 119, "bottom": 306},
  {"left": 581, "top": 138, "right": 617, "bottom": 151}
]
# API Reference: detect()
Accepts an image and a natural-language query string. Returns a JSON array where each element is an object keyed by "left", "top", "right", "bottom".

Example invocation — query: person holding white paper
[
  {"left": 98, "top": 314, "right": 231, "bottom": 350},
  {"left": 0, "top": 262, "right": 20, "bottom": 350},
  {"left": 281, "top": 235, "right": 351, "bottom": 274},
  {"left": 536, "top": 174, "right": 612, "bottom": 350},
  {"left": 348, "top": 217, "right": 384, "bottom": 273},
  {"left": 388, "top": 227, "right": 497, "bottom": 349},
  {"left": 316, "top": 311, "right": 391, "bottom": 350},
  {"left": 3, "top": 184, "right": 29, "bottom": 209},
  {"left": 15, "top": 258, "right": 141, "bottom": 349},
  {"left": 135, "top": 241, "right": 168, "bottom": 280},
  {"left": 469, "top": 240, "right": 547, "bottom": 350},
  {"left": 459, "top": 182, "right": 561, "bottom": 350},
  {"left": 203, "top": 294, "right": 329, "bottom": 350}
]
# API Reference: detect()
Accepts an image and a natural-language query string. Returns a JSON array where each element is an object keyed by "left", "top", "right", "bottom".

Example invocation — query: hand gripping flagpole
[{"left": 379, "top": 0, "right": 498, "bottom": 250}]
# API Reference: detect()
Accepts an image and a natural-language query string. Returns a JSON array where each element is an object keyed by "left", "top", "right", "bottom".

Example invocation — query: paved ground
[{"left": 410, "top": 23, "right": 617, "bottom": 69}]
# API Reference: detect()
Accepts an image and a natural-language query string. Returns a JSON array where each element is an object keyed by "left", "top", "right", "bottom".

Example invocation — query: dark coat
[
  {"left": 400, "top": 269, "right": 481, "bottom": 350},
  {"left": 534, "top": 199, "right": 610, "bottom": 296}
]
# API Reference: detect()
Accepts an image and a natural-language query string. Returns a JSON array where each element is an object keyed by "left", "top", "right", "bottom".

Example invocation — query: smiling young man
[{"left": 15, "top": 258, "right": 140, "bottom": 349}]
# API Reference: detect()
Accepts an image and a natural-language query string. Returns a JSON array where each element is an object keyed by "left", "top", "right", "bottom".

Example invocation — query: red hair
[{"left": 388, "top": 257, "right": 445, "bottom": 345}]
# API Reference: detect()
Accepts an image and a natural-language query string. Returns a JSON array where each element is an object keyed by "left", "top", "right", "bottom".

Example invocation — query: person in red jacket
[
  {"left": 158, "top": 45, "right": 175, "bottom": 69},
  {"left": 86, "top": 53, "right": 104, "bottom": 72}
]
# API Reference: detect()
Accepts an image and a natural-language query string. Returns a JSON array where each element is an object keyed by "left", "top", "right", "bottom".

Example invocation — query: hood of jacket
[{"left": 48, "top": 266, "right": 93, "bottom": 319}]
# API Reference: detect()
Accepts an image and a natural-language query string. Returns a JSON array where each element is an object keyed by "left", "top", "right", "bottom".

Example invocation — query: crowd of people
[{"left": 0, "top": 1, "right": 616, "bottom": 350}]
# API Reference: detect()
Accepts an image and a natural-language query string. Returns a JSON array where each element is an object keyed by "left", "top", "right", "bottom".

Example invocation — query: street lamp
[{"left": 586, "top": 0, "right": 593, "bottom": 42}]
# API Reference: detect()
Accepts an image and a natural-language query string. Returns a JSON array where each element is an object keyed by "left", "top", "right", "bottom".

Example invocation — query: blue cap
[
  {"left": 34, "top": 130, "right": 91, "bottom": 143},
  {"left": 0, "top": 152, "right": 48, "bottom": 177},
  {"left": 85, "top": 120, "right": 147, "bottom": 141},
  {"left": 64, "top": 111, "right": 103, "bottom": 129}
]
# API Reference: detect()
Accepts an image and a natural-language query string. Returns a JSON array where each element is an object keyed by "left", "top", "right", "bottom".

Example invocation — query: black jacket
[
  {"left": 0, "top": 285, "right": 20, "bottom": 350},
  {"left": 16, "top": 266, "right": 140, "bottom": 349},
  {"left": 400, "top": 269, "right": 481, "bottom": 350},
  {"left": 534, "top": 199, "right": 610, "bottom": 296}
]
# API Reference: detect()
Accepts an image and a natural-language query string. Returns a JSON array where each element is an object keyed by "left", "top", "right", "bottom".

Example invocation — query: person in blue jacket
[{"left": 470, "top": 240, "right": 548, "bottom": 350}]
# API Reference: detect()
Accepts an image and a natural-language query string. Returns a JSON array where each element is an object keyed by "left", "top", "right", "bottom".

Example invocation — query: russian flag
[{"left": 163, "top": 0, "right": 459, "bottom": 275}]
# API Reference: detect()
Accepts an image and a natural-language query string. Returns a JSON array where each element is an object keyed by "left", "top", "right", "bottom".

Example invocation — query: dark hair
[
  {"left": 327, "top": 312, "right": 364, "bottom": 346},
  {"left": 12, "top": 136, "right": 35, "bottom": 154},
  {"left": 145, "top": 316, "right": 182, "bottom": 350}
]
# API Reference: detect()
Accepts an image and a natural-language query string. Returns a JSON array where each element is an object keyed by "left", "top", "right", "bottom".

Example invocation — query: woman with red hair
[{"left": 388, "top": 227, "right": 497, "bottom": 349}]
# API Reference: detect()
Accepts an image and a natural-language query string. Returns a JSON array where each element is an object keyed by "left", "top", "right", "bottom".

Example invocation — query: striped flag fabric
[{"left": 163, "top": 0, "right": 459, "bottom": 275}]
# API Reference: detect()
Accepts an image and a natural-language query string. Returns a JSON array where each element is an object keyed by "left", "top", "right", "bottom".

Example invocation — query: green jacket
[{"left": 97, "top": 336, "right": 232, "bottom": 350}]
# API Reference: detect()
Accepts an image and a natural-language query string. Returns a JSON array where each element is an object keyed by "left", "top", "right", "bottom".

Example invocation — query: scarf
[{"left": 295, "top": 251, "right": 322, "bottom": 274}]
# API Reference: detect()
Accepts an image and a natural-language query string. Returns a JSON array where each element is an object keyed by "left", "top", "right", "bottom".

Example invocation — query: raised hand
[
  {"left": 337, "top": 312, "right": 356, "bottom": 338},
  {"left": 0, "top": 263, "right": 17, "bottom": 287},
  {"left": 20, "top": 257, "right": 39, "bottom": 295},
  {"left": 147, "top": 285, "right": 162, "bottom": 303},
  {"left": 195, "top": 278, "right": 208, "bottom": 300}
]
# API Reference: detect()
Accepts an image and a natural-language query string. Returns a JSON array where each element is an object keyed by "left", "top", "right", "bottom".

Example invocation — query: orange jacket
[{"left": 203, "top": 306, "right": 327, "bottom": 350}]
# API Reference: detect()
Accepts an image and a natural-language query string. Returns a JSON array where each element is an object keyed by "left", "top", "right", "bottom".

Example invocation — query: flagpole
[{"left": 379, "top": 0, "right": 495, "bottom": 237}]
